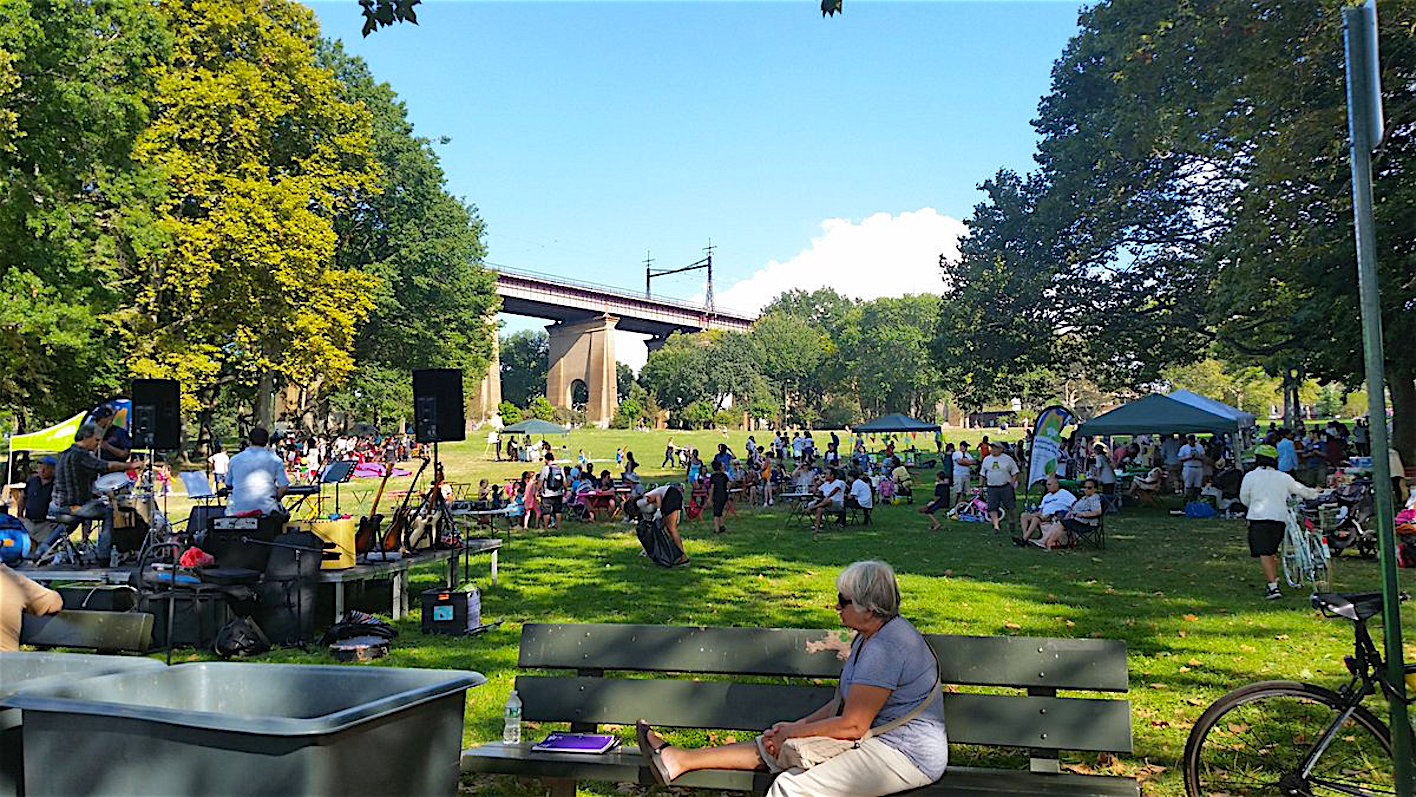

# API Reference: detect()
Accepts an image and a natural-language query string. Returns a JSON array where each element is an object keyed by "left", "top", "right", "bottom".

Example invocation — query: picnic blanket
[{"left": 353, "top": 463, "right": 412, "bottom": 479}]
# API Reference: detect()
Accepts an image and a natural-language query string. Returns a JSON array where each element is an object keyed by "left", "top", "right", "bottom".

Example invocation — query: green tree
[
  {"left": 639, "top": 332, "right": 710, "bottom": 416},
  {"left": 497, "top": 401, "right": 522, "bottom": 425},
  {"left": 1023, "top": 0, "right": 1416, "bottom": 456},
  {"left": 848, "top": 295, "right": 942, "bottom": 419},
  {"left": 499, "top": 330, "right": 549, "bottom": 407},
  {"left": 749, "top": 311, "right": 826, "bottom": 425},
  {"left": 0, "top": 0, "right": 170, "bottom": 425},
  {"left": 615, "top": 362, "right": 637, "bottom": 404},
  {"left": 121, "top": 0, "right": 382, "bottom": 431},
  {"left": 526, "top": 395, "right": 555, "bottom": 421},
  {"left": 321, "top": 42, "right": 498, "bottom": 396}
]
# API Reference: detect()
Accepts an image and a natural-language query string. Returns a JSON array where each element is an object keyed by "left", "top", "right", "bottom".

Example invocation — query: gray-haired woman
[{"left": 636, "top": 560, "right": 947, "bottom": 796}]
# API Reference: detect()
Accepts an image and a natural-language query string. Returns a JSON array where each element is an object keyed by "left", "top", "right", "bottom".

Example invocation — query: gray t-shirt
[{"left": 839, "top": 616, "right": 948, "bottom": 779}]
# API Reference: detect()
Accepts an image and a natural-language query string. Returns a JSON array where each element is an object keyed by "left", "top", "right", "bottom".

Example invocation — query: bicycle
[
  {"left": 1282, "top": 499, "right": 1332, "bottom": 592},
  {"left": 1183, "top": 591, "right": 1414, "bottom": 796}
]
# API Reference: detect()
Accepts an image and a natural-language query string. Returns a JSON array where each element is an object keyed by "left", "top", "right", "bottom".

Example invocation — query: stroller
[
  {"left": 685, "top": 485, "right": 707, "bottom": 521},
  {"left": 948, "top": 489, "right": 990, "bottom": 523}
]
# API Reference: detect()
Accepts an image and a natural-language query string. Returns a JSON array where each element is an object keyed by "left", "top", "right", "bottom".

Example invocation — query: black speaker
[
  {"left": 412, "top": 369, "right": 465, "bottom": 443},
  {"left": 131, "top": 378, "right": 181, "bottom": 450}
]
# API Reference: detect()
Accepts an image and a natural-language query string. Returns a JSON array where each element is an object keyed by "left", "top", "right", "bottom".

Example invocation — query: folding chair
[{"left": 1069, "top": 514, "right": 1106, "bottom": 550}]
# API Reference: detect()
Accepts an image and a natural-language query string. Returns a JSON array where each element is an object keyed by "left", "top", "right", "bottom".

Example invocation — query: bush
[
  {"left": 554, "top": 407, "right": 586, "bottom": 427},
  {"left": 611, "top": 398, "right": 643, "bottom": 429},
  {"left": 497, "top": 401, "right": 522, "bottom": 425},
  {"left": 679, "top": 400, "right": 715, "bottom": 430},
  {"left": 713, "top": 409, "right": 740, "bottom": 430},
  {"left": 526, "top": 396, "right": 555, "bottom": 421}
]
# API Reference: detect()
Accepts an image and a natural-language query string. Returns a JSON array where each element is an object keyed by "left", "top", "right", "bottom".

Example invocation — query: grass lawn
[{"left": 127, "top": 430, "right": 1416, "bottom": 796}]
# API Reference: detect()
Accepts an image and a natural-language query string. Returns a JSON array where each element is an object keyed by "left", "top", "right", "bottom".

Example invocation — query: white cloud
[{"left": 717, "top": 208, "right": 967, "bottom": 314}]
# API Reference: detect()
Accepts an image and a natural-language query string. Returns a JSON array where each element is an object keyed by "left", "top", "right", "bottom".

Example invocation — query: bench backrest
[{"left": 516, "top": 623, "right": 1131, "bottom": 755}]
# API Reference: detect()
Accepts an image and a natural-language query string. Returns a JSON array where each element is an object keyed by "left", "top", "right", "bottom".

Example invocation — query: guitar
[
  {"left": 355, "top": 459, "right": 394, "bottom": 554},
  {"left": 403, "top": 461, "right": 447, "bottom": 553},
  {"left": 381, "top": 457, "right": 430, "bottom": 553}
]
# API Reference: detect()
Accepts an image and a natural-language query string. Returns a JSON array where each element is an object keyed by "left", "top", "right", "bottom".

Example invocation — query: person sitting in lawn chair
[
  {"left": 1016, "top": 475, "right": 1075, "bottom": 545},
  {"left": 1035, "top": 478, "right": 1104, "bottom": 549},
  {"left": 1127, "top": 466, "right": 1165, "bottom": 505}
]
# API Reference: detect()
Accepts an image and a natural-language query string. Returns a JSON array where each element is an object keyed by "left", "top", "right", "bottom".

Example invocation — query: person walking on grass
[
  {"left": 1240, "top": 444, "right": 1322, "bottom": 600},
  {"left": 920, "top": 471, "right": 951, "bottom": 531},
  {"left": 709, "top": 459, "right": 731, "bottom": 534}
]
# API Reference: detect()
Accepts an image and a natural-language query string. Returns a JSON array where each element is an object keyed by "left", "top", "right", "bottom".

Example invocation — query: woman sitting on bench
[{"left": 637, "top": 560, "right": 946, "bottom": 796}]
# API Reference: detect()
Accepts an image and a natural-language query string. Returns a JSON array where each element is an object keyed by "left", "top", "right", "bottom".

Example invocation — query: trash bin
[
  {"left": 0, "top": 653, "right": 165, "bottom": 797},
  {"left": 1, "top": 662, "right": 484, "bottom": 797}
]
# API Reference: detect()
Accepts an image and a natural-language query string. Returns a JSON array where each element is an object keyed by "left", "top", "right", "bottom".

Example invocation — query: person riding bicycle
[
  {"left": 42, "top": 422, "right": 136, "bottom": 564},
  {"left": 1240, "top": 443, "right": 1322, "bottom": 601}
]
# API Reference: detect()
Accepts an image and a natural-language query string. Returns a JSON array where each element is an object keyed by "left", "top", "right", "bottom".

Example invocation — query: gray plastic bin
[
  {"left": 1, "top": 662, "right": 484, "bottom": 797},
  {"left": 0, "top": 653, "right": 165, "bottom": 797}
]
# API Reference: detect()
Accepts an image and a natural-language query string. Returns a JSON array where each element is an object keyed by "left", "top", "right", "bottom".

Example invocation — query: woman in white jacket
[{"left": 1239, "top": 444, "right": 1322, "bottom": 601}]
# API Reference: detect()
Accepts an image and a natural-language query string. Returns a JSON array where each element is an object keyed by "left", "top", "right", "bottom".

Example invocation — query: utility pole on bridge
[{"left": 645, "top": 241, "right": 716, "bottom": 316}]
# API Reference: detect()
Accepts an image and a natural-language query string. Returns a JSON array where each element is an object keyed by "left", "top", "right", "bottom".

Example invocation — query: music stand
[{"left": 320, "top": 460, "right": 357, "bottom": 516}]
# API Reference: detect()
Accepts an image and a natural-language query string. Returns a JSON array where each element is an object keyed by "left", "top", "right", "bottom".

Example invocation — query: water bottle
[
  {"left": 109, "top": 548, "right": 120, "bottom": 568},
  {"left": 502, "top": 689, "right": 522, "bottom": 744}
]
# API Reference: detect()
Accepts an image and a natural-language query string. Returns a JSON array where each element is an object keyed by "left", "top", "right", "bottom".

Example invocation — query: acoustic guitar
[
  {"left": 354, "top": 460, "right": 394, "bottom": 554},
  {"left": 380, "top": 457, "right": 429, "bottom": 553}
]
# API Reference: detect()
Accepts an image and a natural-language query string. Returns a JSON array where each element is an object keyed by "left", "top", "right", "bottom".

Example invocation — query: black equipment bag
[
  {"left": 636, "top": 517, "right": 685, "bottom": 568},
  {"left": 214, "top": 616, "right": 271, "bottom": 659},
  {"left": 254, "top": 530, "right": 321, "bottom": 645},
  {"left": 143, "top": 584, "right": 230, "bottom": 650}
]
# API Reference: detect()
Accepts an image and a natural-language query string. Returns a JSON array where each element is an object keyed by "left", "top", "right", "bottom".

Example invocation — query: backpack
[
  {"left": 1184, "top": 501, "right": 1218, "bottom": 519},
  {"left": 213, "top": 617, "right": 271, "bottom": 659},
  {"left": 545, "top": 467, "right": 565, "bottom": 492},
  {"left": 0, "top": 514, "right": 31, "bottom": 565}
]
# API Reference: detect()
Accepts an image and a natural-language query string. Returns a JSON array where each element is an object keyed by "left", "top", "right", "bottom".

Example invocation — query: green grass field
[{"left": 121, "top": 430, "right": 1416, "bottom": 796}]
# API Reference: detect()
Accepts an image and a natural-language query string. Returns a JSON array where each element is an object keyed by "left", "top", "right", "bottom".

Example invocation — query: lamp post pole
[{"left": 1342, "top": 4, "right": 1410, "bottom": 792}]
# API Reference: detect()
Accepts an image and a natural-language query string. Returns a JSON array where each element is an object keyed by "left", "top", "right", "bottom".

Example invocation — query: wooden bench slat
[
  {"left": 517, "top": 676, "right": 1131, "bottom": 753},
  {"left": 20, "top": 610, "right": 153, "bottom": 653},
  {"left": 519, "top": 624, "right": 1128, "bottom": 692},
  {"left": 460, "top": 747, "right": 1139, "bottom": 797}
]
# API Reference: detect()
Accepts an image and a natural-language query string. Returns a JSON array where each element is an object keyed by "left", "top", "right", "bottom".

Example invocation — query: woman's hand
[{"left": 762, "top": 721, "right": 797, "bottom": 756}]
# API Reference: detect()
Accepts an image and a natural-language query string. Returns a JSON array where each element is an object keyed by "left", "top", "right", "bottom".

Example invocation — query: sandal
[{"left": 636, "top": 721, "right": 674, "bottom": 785}]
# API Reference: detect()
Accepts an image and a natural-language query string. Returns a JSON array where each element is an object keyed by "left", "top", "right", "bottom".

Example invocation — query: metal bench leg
[
  {"left": 490, "top": 549, "right": 498, "bottom": 586},
  {"left": 334, "top": 582, "right": 346, "bottom": 621},
  {"left": 546, "top": 778, "right": 577, "bottom": 797}
]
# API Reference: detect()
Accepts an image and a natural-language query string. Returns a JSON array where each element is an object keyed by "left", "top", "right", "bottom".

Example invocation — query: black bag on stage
[
  {"left": 254, "top": 531, "right": 321, "bottom": 645},
  {"left": 636, "top": 518, "right": 685, "bottom": 568}
]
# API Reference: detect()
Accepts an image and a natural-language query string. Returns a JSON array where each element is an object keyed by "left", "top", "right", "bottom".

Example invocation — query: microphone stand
[{"left": 240, "top": 534, "right": 323, "bottom": 650}]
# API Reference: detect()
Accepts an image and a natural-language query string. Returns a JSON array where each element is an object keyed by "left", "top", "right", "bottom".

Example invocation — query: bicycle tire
[
  {"left": 1184, "top": 680, "right": 1393, "bottom": 796},
  {"left": 1281, "top": 531, "right": 1304, "bottom": 589},
  {"left": 1307, "top": 532, "right": 1331, "bottom": 591}
]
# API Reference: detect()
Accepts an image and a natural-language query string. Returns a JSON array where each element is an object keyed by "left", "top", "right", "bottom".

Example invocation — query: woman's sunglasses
[{"left": 835, "top": 593, "right": 853, "bottom": 610}]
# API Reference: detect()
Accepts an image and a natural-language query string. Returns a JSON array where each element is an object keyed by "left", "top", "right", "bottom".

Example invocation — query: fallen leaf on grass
[
  {"left": 1275, "top": 634, "right": 1290, "bottom": 640},
  {"left": 1183, "top": 614, "right": 1199, "bottom": 622},
  {"left": 1178, "top": 666, "right": 1191, "bottom": 673},
  {"left": 1187, "top": 658, "right": 1202, "bottom": 667},
  {"left": 1004, "top": 622, "right": 1021, "bottom": 630}
]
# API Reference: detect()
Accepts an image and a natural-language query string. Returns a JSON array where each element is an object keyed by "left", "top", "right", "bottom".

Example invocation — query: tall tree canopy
[
  {"left": 937, "top": 0, "right": 1416, "bottom": 455},
  {"left": 120, "top": 0, "right": 382, "bottom": 428},
  {"left": 0, "top": 0, "right": 170, "bottom": 423}
]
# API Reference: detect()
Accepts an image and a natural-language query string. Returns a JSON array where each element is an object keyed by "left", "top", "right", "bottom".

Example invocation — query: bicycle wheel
[
  {"left": 1281, "top": 531, "right": 1305, "bottom": 589},
  {"left": 1307, "top": 533, "right": 1331, "bottom": 590},
  {"left": 1184, "top": 680, "right": 1393, "bottom": 796}
]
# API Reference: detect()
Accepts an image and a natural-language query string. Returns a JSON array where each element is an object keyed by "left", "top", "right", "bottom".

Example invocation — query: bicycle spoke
[{"left": 1187, "top": 684, "right": 1392, "bottom": 797}]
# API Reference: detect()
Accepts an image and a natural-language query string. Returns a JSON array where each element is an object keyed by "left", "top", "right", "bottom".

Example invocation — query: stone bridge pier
[{"left": 545, "top": 314, "right": 618, "bottom": 428}]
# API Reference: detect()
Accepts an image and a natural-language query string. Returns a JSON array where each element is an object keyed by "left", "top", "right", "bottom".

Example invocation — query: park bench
[{"left": 462, "top": 623, "right": 1137, "bottom": 797}]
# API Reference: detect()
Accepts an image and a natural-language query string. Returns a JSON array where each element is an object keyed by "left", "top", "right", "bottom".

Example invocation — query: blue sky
[{"left": 307, "top": 1, "right": 1083, "bottom": 366}]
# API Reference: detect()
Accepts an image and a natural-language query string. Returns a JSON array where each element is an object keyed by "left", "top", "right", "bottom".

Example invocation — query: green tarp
[
  {"left": 1073, "top": 393, "right": 1240, "bottom": 437},
  {"left": 851, "top": 413, "right": 941, "bottom": 433},
  {"left": 500, "top": 419, "right": 570, "bottom": 435}
]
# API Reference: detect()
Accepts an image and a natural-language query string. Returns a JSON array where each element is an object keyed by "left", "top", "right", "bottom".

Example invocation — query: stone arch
[{"left": 545, "top": 314, "right": 618, "bottom": 427}]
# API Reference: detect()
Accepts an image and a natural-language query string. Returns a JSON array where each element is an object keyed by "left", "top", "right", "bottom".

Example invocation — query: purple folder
[{"left": 531, "top": 733, "right": 619, "bottom": 754}]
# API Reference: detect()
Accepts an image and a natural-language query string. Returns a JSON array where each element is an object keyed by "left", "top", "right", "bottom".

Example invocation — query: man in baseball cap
[{"left": 21, "top": 457, "right": 58, "bottom": 549}]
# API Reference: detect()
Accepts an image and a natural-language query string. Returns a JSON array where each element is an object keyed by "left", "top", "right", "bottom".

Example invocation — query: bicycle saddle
[{"left": 1312, "top": 592, "right": 1385, "bottom": 622}]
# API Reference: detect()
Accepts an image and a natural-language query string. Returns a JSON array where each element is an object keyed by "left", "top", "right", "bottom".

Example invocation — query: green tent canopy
[
  {"left": 10, "top": 412, "right": 86, "bottom": 454},
  {"left": 1073, "top": 393, "right": 1240, "bottom": 437},
  {"left": 500, "top": 419, "right": 570, "bottom": 436},
  {"left": 851, "top": 413, "right": 941, "bottom": 433}
]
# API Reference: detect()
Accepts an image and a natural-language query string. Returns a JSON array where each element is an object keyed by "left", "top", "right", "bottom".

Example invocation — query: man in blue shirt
[
  {"left": 225, "top": 427, "right": 290, "bottom": 517},
  {"left": 1275, "top": 429, "right": 1299, "bottom": 475}
]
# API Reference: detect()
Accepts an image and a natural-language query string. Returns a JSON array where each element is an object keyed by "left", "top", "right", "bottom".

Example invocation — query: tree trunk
[
  {"left": 255, "top": 369, "right": 275, "bottom": 429},
  {"left": 1388, "top": 365, "right": 1416, "bottom": 465}
]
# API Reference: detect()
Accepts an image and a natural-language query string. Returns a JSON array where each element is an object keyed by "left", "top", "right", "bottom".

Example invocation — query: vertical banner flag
[{"left": 1027, "top": 405, "right": 1073, "bottom": 487}]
